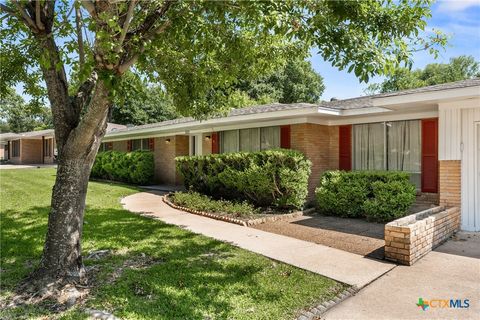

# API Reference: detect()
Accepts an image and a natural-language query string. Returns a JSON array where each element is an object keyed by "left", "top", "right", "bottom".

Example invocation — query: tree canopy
[
  {"left": 0, "top": 88, "right": 52, "bottom": 132},
  {"left": 365, "top": 55, "right": 479, "bottom": 94}
]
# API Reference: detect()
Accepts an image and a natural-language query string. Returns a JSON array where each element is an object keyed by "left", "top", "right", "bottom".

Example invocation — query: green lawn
[{"left": 0, "top": 168, "right": 346, "bottom": 319}]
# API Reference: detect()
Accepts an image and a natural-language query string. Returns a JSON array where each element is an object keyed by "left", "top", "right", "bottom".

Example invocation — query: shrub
[
  {"left": 315, "top": 170, "right": 416, "bottom": 222},
  {"left": 170, "top": 191, "right": 257, "bottom": 218},
  {"left": 91, "top": 150, "right": 154, "bottom": 185},
  {"left": 176, "top": 149, "right": 311, "bottom": 210}
]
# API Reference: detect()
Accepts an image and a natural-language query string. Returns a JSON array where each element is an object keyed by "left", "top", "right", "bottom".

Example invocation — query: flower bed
[{"left": 164, "top": 192, "right": 310, "bottom": 226}]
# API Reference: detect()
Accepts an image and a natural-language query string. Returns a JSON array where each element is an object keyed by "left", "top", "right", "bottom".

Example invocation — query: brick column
[{"left": 439, "top": 160, "right": 461, "bottom": 207}]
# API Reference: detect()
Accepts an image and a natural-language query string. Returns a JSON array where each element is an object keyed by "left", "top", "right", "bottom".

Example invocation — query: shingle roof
[{"left": 106, "top": 78, "right": 480, "bottom": 135}]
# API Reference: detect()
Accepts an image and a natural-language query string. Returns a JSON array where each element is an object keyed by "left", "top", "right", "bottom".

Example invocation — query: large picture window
[
  {"left": 220, "top": 126, "right": 280, "bottom": 153},
  {"left": 353, "top": 120, "right": 421, "bottom": 188}
]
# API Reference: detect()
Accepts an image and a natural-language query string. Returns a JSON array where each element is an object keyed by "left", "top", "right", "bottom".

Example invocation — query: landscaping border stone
[
  {"left": 384, "top": 206, "right": 460, "bottom": 265},
  {"left": 163, "top": 194, "right": 313, "bottom": 227},
  {"left": 296, "top": 286, "right": 358, "bottom": 320}
]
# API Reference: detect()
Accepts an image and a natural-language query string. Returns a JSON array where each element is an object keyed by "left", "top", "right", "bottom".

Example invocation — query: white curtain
[
  {"left": 260, "top": 126, "right": 280, "bottom": 150},
  {"left": 387, "top": 120, "right": 421, "bottom": 187},
  {"left": 240, "top": 128, "right": 260, "bottom": 152},
  {"left": 353, "top": 123, "right": 385, "bottom": 170},
  {"left": 220, "top": 130, "right": 238, "bottom": 153}
]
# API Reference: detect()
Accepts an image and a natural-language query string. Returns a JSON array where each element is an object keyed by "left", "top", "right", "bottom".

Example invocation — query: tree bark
[{"left": 30, "top": 80, "right": 111, "bottom": 285}]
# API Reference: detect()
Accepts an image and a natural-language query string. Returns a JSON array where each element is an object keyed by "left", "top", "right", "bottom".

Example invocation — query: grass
[{"left": 0, "top": 168, "right": 346, "bottom": 319}]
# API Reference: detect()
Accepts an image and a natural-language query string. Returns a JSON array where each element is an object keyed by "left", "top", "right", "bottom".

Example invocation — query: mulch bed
[{"left": 163, "top": 194, "right": 314, "bottom": 227}]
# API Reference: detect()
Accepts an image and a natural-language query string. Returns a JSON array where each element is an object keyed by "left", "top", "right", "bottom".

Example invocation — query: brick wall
[
  {"left": 19, "top": 139, "right": 43, "bottom": 164},
  {"left": 202, "top": 133, "right": 212, "bottom": 155},
  {"left": 385, "top": 206, "right": 460, "bottom": 265},
  {"left": 290, "top": 123, "right": 339, "bottom": 198},
  {"left": 112, "top": 140, "right": 128, "bottom": 152},
  {"left": 439, "top": 160, "right": 461, "bottom": 207},
  {"left": 154, "top": 135, "right": 189, "bottom": 185}
]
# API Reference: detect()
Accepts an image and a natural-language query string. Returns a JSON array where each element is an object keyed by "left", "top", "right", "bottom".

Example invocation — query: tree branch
[
  {"left": 35, "top": 0, "right": 45, "bottom": 30},
  {"left": 0, "top": 3, "right": 16, "bottom": 16},
  {"left": 117, "top": 20, "right": 171, "bottom": 74},
  {"left": 127, "top": 0, "right": 173, "bottom": 38},
  {"left": 81, "top": 0, "right": 96, "bottom": 18},
  {"left": 116, "top": 0, "right": 136, "bottom": 53},
  {"left": 11, "top": 0, "right": 39, "bottom": 32},
  {"left": 75, "top": 5, "right": 85, "bottom": 68}
]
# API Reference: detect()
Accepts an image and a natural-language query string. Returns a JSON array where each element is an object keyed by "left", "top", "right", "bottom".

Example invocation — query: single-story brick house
[
  {"left": 102, "top": 79, "right": 480, "bottom": 231},
  {"left": 0, "top": 123, "right": 126, "bottom": 165}
]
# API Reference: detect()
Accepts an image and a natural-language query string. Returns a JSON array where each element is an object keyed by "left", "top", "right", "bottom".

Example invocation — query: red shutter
[
  {"left": 280, "top": 125, "right": 291, "bottom": 149},
  {"left": 211, "top": 132, "right": 219, "bottom": 154},
  {"left": 148, "top": 138, "right": 155, "bottom": 151},
  {"left": 339, "top": 125, "right": 352, "bottom": 171},
  {"left": 127, "top": 140, "right": 132, "bottom": 152},
  {"left": 421, "top": 118, "right": 438, "bottom": 193}
]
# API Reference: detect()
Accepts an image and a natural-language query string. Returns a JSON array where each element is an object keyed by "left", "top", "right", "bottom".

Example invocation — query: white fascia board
[
  {"left": 372, "top": 86, "right": 480, "bottom": 107},
  {"left": 341, "top": 107, "right": 392, "bottom": 116},
  {"left": 327, "top": 110, "right": 439, "bottom": 126},
  {"left": 188, "top": 117, "right": 310, "bottom": 134},
  {"left": 103, "top": 107, "right": 320, "bottom": 140},
  {"left": 438, "top": 97, "right": 480, "bottom": 110}
]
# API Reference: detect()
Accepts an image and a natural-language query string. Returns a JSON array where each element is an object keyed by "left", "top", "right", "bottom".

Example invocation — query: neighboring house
[
  {"left": 102, "top": 79, "right": 480, "bottom": 231},
  {"left": 0, "top": 123, "right": 126, "bottom": 165}
]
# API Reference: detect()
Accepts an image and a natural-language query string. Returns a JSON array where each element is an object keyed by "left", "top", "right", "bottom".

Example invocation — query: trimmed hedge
[
  {"left": 315, "top": 170, "right": 416, "bottom": 222},
  {"left": 91, "top": 150, "right": 154, "bottom": 185},
  {"left": 176, "top": 149, "right": 311, "bottom": 210}
]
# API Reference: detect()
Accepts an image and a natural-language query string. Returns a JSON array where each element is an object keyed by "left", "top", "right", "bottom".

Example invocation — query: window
[
  {"left": 12, "top": 140, "right": 20, "bottom": 157},
  {"left": 100, "top": 142, "right": 113, "bottom": 152},
  {"left": 219, "top": 126, "right": 280, "bottom": 153},
  {"left": 130, "top": 138, "right": 153, "bottom": 151},
  {"left": 352, "top": 120, "right": 421, "bottom": 188},
  {"left": 43, "top": 138, "right": 52, "bottom": 157}
]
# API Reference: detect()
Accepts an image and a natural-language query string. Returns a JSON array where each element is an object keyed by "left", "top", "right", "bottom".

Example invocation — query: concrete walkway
[
  {"left": 324, "top": 232, "right": 480, "bottom": 320},
  {"left": 121, "top": 191, "right": 395, "bottom": 288}
]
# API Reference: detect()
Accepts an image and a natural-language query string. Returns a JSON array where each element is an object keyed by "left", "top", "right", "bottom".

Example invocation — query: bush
[
  {"left": 176, "top": 149, "right": 311, "bottom": 210},
  {"left": 315, "top": 170, "right": 416, "bottom": 222},
  {"left": 91, "top": 150, "right": 154, "bottom": 185},
  {"left": 170, "top": 191, "right": 258, "bottom": 218}
]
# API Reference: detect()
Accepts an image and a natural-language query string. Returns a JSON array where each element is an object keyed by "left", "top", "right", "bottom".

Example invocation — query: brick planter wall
[{"left": 384, "top": 206, "right": 460, "bottom": 265}]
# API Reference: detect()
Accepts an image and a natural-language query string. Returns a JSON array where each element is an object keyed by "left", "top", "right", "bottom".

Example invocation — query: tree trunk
[
  {"left": 33, "top": 159, "right": 92, "bottom": 284},
  {"left": 30, "top": 80, "right": 111, "bottom": 286}
]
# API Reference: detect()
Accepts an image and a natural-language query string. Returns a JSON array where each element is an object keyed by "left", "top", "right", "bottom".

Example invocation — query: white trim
[
  {"left": 373, "top": 86, "right": 480, "bottom": 107},
  {"left": 341, "top": 107, "right": 392, "bottom": 116},
  {"left": 104, "top": 107, "right": 320, "bottom": 140},
  {"left": 189, "top": 117, "right": 310, "bottom": 134},
  {"left": 439, "top": 97, "right": 480, "bottom": 110},
  {"left": 327, "top": 111, "right": 438, "bottom": 126}
]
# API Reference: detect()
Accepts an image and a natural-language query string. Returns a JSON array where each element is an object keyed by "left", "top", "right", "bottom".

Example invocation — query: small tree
[{"left": 0, "top": 0, "right": 445, "bottom": 289}]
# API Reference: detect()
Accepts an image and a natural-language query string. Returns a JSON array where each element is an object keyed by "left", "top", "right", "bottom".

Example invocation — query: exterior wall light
[
  {"left": 205, "top": 135, "right": 211, "bottom": 141},
  {"left": 165, "top": 138, "right": 171, "bottom": 144}
]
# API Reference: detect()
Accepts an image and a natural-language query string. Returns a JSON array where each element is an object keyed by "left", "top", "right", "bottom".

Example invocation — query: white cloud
[{"left": 437, "top": 0, "right": 480, "bottom": 12}]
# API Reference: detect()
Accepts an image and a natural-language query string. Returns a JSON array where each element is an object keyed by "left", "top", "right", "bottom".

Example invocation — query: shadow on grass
[{"left": 1, "top": 205, "right": 287, "bottom": 319}]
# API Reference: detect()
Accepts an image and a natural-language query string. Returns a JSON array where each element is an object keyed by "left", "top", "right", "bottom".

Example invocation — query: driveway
[{"left": 323, "top": 232, "right": 480, "bottom": 320}]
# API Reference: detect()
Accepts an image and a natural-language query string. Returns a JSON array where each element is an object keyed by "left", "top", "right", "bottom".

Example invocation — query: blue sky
[{"left": 310, "top": 0, "right": 480, "bottom": 100}]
